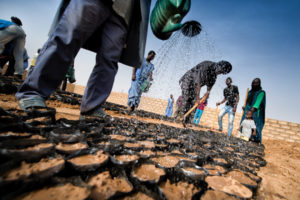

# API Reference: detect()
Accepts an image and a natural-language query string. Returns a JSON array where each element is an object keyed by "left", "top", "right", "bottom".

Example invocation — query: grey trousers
[{"left": 16, "top": 0, "right": 127, "bottom": 113}]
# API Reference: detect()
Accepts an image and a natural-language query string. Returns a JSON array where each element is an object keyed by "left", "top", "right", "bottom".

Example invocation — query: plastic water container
[{"left": 150, "top": 0, "right": 191, "bottom": 40}]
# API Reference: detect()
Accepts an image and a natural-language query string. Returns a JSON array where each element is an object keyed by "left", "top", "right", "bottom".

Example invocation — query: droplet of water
[{"left": 147, "top": 25, "right": 222, "bottom": 101}]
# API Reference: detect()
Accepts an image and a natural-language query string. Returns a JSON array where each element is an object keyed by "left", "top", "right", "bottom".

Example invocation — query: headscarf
[{"left": 247, "top": 78, "right": 262, "bottom": 105}]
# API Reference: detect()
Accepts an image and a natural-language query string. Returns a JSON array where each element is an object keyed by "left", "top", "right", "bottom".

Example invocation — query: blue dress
[
  {"left": 165, "top": 98, "right": 174, "bottom": 117},
  {"left": 127, "top": 58, "right": 154, "bottom": 107}
]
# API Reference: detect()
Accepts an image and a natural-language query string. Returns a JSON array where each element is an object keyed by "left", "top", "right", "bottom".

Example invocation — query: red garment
[
  {"left": 197, "top": 100, "right": 207, "bottom": 110},
  {"left": 176, "top": 95, "right": 183, "bottom": 108}
]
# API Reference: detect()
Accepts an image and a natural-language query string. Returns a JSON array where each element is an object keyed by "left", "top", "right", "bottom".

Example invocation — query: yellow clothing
[
  {"left": 240, "top": 135, "right": 249, "bottom": 141},
  {"left": 30, "top": 53, "right": 39, "bottom": 66}
]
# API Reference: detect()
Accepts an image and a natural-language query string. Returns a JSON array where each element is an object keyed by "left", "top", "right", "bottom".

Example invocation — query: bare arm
[
  {"left": 132, "top": 68, "right": 136, "bottom": 81},
  {"left": 203, "top": 85, "right": 212, "bottom": 99},
  {"left": 252, "top": 128, "right": 257, "bottom": 136},
  {"left": 233, "top": 93, "right": 240, "bottom": 113},
  {"left": 237, "top": 125, "right": 242, "bottom": 132},
  {"left": 216, "top": 98, "right": 226, "bottom": 106},
  {"left": 207, "top": 86, "right": 212, "bottom": 94},
  {"left": 196, "top": 83, "right": 201, "bottom": 102}
]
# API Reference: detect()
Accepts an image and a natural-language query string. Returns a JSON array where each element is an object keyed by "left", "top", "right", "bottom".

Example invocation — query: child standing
[
  {"left": 238, "top": 110, "right": 256, "bottom": 141},
  {"left": 193, "top": 98, "right": 208, "bottom": 124},
  {"left": 165, "top": 94, "right": 174, "bottom": 117}
]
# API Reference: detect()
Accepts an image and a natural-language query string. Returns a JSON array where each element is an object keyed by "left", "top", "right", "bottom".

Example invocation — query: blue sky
[{"left": 1, "top": 0, "right": 300, "bottom": 123}]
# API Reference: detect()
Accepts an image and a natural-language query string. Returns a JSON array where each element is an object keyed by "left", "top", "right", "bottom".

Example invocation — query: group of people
[
  {"left": 1, "top": 0, "right": 265, "bottom": 144},
  {"left": 159, "top": 61, "right": 265, "bottom": 143},
  {"left": 0, "top": 17, "right": 76, "bottom": 89},
  {"left": 216, "top": 76, "right": 265, "bottom": 143}
]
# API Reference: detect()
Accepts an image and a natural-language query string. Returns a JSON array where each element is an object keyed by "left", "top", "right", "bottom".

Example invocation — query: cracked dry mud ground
[{"left": 0, "top": 80, "right": 299, "bottom": 199}]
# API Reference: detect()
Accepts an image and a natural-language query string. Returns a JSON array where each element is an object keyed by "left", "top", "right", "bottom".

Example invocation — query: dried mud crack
[{"left": 0, "top": 75, "right": 269, "bottom": 199}]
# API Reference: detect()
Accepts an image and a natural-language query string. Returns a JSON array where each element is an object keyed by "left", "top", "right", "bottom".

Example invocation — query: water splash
[{"left": 146, "top": 26, "right": 222, "bottom": 102}]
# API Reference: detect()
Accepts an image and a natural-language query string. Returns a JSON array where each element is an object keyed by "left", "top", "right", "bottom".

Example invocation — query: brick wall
[{"left": 69, "top": 84, "right": 300, "bottom": 143}]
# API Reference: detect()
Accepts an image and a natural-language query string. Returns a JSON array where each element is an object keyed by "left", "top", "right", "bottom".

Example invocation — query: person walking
[
  {"left": 15, "top": 0, "right": 190, "bottom": 119},
  {"left": 216, "top": 77, "right": 240, "bottom": 137},
  {"left": 127, "top": 50, "right": 156, "bottom": 112}
]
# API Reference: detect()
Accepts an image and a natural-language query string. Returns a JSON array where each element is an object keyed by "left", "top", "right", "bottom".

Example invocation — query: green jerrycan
[{"left": 150, "top": 0, "right": 191, "bottom": 40}]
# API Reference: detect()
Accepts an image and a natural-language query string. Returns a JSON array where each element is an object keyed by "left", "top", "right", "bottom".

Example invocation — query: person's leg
[
  {"left": 4, "top": 58, "right": 15, "bottom": 76},
  {"left": 227, "top": 106, "right": 235, "bottom": 136},
  {"left": 16, "top": 0, "right": 111, "bottom": 103},
  {"left": 257, "top": 128, "right": 262, "bottom": 143},
  {"left": 61, "top": 77, "right": 67, "bottom": 91},
  {"left": 196, "top": 110, "right": 203, "bottom": 124},
  {"left": 218, "top": 106, "right": 228, "bottom": 131},
  {"left": 0, "top": 57, "right": 9, "bottom": 72},
  {"left": 184, "top": 83, "right": 196, "bottom": 123},
  {"left": 180, "top": 81, "right": 191, "bottom": 117},
  {"left": 127, "top": 79, "right": 142, "bottom": 110},
  {"left": 252, "top": 113, "right": 263, "bottom": 143},
  {"left": 165, "top": 105, "right": 169, "bottom": 116},
  {"left": 80, "top": 11, "right": 127, "bottom": 114},
  {"left": 0, "top": 25, "right": 24, "bottom": 54},
  {"left": 11, "top": 32, "right": 25, "bottom": 75},
  {"left": 174, "top": 107, "right": 180, "bottom": 119},
  {"left": 26, "top": 65, "right": 34, "bottom": 78},
  {"left": 193, "top": 109, "right": 200, "bottom": 124}
]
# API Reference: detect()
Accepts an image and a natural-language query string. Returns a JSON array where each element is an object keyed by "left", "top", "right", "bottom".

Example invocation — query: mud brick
[
  {"left": 280, "top": 134, "right": 290, "bottom": 138},
  {"left": 262, "top": 133, "right": 272, "bottom": 137},
  {"left": 285, "top": 130, "right": 297, "bottom": 135},
  {"left": 286, "top": 139, "right": 295, "bottom": 143},
  {"left": 262, "top": 130, "right": 272, "bottom": 135},
  {"left": 270, "top": 131, "right": 281, "bottom": 135},
  {"left": 275, "top": 136, "right": 285, "bottom": 141},
  {"left": 289, "top": 135, "right": 300, "bottom": 140},
  {"left": 278, "top": 121, "right": 289, "bottom": 125},
  {"left": 279, "top": 125, "right": 291, "bottom": 130},
  {"left": 266, "top": 126, "right": 278, "bottom": 131},
  {"left": 287, "top": 131, "right": 298, "bottom": 136},
  {"left": 267, "top": 118, "right": 278, "bottom": 123},
  {"left": 288, "top": 122, "right": 300, "bottom": 127},
  {"left": 270, "top": 123, "right": 280, "bottom": 128},
  {"left": 264, "top": 134, "right": 274, "bottom": 138},
  {"left": 262, "top": 128, "right": 272, "bottom": 132},
  {"left": 290, "top": 126, "right": 300, "bottom": 132}
]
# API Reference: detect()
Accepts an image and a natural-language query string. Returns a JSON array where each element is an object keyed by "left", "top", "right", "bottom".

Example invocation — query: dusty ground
[
  {"left": 256, "top": 139, "right": 300, "bottom": 200},
  {"left": 1, "top": 94, "right": 300, "bottom": 200}
]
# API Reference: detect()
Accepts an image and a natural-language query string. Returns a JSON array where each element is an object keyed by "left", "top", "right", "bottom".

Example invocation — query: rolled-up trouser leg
[
  {"left": 16, "top": 0, "right": 111, "bottom": 100},
  {"left": 80, "top": 12, "right": 127, "bottom": 113}
]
